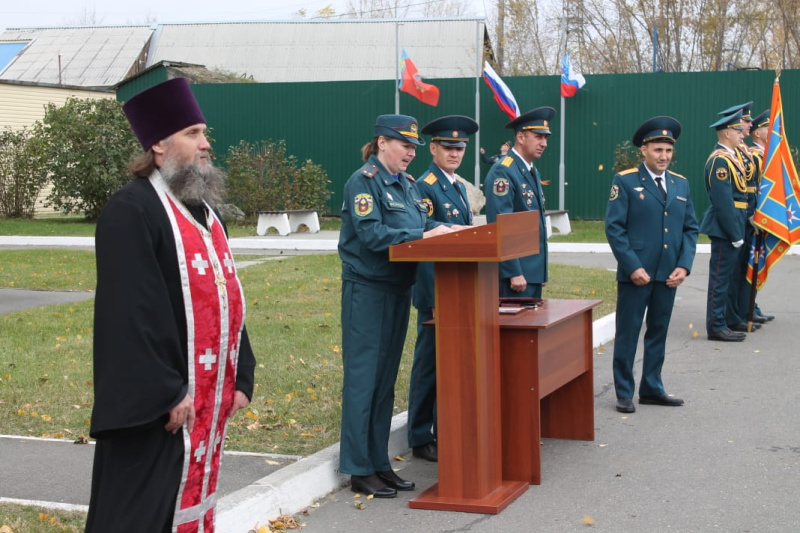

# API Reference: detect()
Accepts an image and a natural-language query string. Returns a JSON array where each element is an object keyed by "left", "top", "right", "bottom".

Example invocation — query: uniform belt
[
  {"left": 734, "top": 201, "right": 748, "bottom": 209},
  {"left": 746, "top": 186, "right": 756, "bottom": 193}
]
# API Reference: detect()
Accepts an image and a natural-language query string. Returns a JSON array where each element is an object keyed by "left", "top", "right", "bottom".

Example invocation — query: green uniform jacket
[
  {"left": 484, "top": 150, "right": 548, "bottom": 284},
  {"left": 338, "top": 154, "right": 440, "bottom": 289}
]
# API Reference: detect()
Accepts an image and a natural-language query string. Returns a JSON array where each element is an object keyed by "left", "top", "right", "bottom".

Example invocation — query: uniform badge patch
[
  {"left": 716, "top": 167, "right": 728, "bottom": 180},
  {"left": 354, "top": 193, "right": 374, "bottom": 216},
  {"left": 423, "top": 173, "right": 438, "bottom": 185},
  {"left": 493, "top": 177, "right": 510, "bottom": 196},
  {"left": 609, "top": 184, "right": 619, "bottom": 201},
  {"left": 422, "top": 197, "right": 434, "bottom": 217}
]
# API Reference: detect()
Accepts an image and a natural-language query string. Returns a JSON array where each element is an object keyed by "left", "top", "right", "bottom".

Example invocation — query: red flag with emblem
[{"left": 398, "top": 49, "right": 440, "bottom": 107}]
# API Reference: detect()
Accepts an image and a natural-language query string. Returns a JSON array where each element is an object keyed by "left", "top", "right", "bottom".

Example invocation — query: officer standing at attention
[
  {"left": 605, "top": 116, "right": 698, "bottom": 414},
  {"left": 699, "top": 110, "right": 750, "bottom": 342},
  {"left": 716, "top": 102, "right": 765, "bottom": 332},
  {"left": 727, "top": 105, "right": 776, "bottom": 325},
  {"left": 338, "top": 114, "right": 456, "bottom": 499},
  {"left": 484, "top": 107, "right": 555, "bottom": 298},
  {"left": 408, "top": 115, "right": 479, "bottom": 463}
]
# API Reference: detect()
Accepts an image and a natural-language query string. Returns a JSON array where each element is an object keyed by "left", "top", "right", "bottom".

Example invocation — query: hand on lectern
[{"left": 423, "top": 225, "right": 456, "bottom": 239}]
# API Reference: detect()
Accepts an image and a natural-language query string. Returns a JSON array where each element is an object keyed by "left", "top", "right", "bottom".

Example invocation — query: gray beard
[{"left": 160, "top": 159, "right": 227, "bottom": 208}]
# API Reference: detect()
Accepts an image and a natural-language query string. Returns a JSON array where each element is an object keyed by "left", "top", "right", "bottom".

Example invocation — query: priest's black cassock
[{"left": 85, "top": 175, "right": 256, "bottom": 532}]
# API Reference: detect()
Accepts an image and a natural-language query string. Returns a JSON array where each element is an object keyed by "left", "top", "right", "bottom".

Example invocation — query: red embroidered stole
[{"left": 150, "top": 173, "right": 245, "bottom": 533}]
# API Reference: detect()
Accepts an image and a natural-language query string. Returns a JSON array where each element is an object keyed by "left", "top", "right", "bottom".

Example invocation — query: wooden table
[{"left": 498, "top": 298, "right": 602, "bottom": 485}]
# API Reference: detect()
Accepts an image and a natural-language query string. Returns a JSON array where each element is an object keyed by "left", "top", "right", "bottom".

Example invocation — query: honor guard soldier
[
  {"left": 717, "top": 102, "right": 770, "bottom": 330},
  {"left": 700, "top": 110, "right": 750, "bottom": 341},
  {"left": 408, "top": 115, "right": 478, "bottom": 463},
  {"left": 484, "top": 107, "right": 555, "bottom": 298},
  {"left": 605, "top": 116, "right": 698, "bottom": 413}
]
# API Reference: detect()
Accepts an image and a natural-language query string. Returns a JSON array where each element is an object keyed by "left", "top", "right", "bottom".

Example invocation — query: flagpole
[
  {"left": 746, "top": 232, "right": 763, "bottom": 332},
  {"left": 395, "top": 21, "right": 400, "bottom": 114},
  {"left": 558, "top": 14, "right": 567, "bottom": 211},
  {"left": 475, "top": 19, "right": 482, "bottom": 188}
]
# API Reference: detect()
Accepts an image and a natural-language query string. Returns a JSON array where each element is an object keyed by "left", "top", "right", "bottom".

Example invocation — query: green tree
[
  {"left": 34, "top": 97, "right": 139, "bottom": 219},
  {"left": 225, "top": 140, "right": 331, "bottom": 218},
  {"left": 0, "top": 127, "right": 48, "bottom": 218}
]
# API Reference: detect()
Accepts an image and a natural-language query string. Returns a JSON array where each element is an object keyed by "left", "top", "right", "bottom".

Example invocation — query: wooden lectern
[{"left": 390, "top": 211, "right": 538, "bottom": 513}]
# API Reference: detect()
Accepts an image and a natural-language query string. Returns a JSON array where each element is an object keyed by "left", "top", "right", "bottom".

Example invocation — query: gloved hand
[{"left": 732, "top": 239, "right": 744, "bottom": 248}]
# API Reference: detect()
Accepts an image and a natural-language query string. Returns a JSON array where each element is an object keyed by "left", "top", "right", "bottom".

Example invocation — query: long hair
[
  {"left": 361, "top": 138, "right": 379, "bottom": 162},
  {"left": 128, "top": 150, "right": 157, "bottom": 178}
]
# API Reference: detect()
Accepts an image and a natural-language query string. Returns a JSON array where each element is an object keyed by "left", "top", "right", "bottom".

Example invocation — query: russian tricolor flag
[
  {"left": 561, "top": 53, "right": 586, "bottom": 98},
  {"left": 482, "top": 62, "right": 520, "bottom": 120}
]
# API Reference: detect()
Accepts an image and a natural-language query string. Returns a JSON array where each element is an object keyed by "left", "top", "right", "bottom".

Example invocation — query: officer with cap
[
  {"left": 727, "top": 106, "right": 776, "bottom": 325},
  {"left": 605, "top": 116, "right": 698, "bottom": 414},
  {"left": 407, "top": 115, "right": 478, "bottom": 463},
  {"left": 700, "top": 110, "right": 750, "bottom": 341},
  {"left": 717, "top": 103, "right": 772, "bottom": 329},
  {"left": 484, "top": 107, "right": 555, "bottom": 298},
  {"left": 338, "top": 114, "right": 456, "bottom": 499}
]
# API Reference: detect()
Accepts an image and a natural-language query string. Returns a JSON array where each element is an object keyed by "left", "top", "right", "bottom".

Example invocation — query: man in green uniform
[
  {"left": 408, "top": 115, "right": 479, "bottom": 462},
  {"left": 700, "top": 111, "right": 750, "bottom": 341},
  {"left": 484, "top": 107, "right": 554, "bottom": 298}
]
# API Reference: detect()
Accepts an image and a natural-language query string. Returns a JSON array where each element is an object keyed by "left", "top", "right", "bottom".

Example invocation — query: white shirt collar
[
  {"left": 511, "top": 147, "right": 532, "bottom": 171},
  {"left": 436, "top": 165, "right": 457, "bottom": 185}
]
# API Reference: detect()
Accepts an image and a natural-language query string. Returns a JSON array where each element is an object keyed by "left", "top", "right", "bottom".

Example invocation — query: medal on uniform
[{"left": 639, "top": 193, "right": 645, "bottom": 200}]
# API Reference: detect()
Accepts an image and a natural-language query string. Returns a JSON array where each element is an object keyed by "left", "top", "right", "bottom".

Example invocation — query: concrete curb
[
  {"left": 216, "top": 413, "right": 408, "bottom": 530},
  {"left": 217, "top": 311, "right": 618, "bottom": 529}
]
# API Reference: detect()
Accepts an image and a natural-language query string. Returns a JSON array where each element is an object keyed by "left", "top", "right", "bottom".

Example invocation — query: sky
[{"left": 1, "top": 0, "right": 491, "bottom": 33}]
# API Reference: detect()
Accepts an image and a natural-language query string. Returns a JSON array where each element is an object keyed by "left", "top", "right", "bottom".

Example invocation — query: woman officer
[{"left": 338, "top": 114, "right": 459, "bottom": 498}]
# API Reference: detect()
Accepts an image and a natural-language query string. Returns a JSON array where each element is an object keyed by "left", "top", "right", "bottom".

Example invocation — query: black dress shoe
[
  {"left": 639, "top": 393, "right": 684, "bottom": 406},
  {"left": 730, "top": 322, "right": 760, "bottom": 332},
  {"left": 757, "top": 313, "right": 775, "bottom": 322},
  {"left": 615, "top": 398, "right": 635, "bottom": 413},
  {"left": 708, "top": 329, "right": 746, "bottom": 342},
  {"left": 751, "top": 314, "right": 769, "bottom": 324},
  {"left": 350, "top": 474, "right": 396, "bottom": 498},
  {"left": 412, "top": 442, "right": 438, "bottom": 462},
  {"left": 376, "top": 469, "right": 415, "bottom": 491}
]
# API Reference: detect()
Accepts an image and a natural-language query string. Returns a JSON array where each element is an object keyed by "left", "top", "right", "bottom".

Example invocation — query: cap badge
[
  {"left": 543, "top": 120, "right": 549, "bottom": 127},
  {"left": 453, "top": 131, "right": 459, "bottom": 138},
  {"left": 662, "top": 130, "right": 669, "bottom": 136},
  {"left": 410, "top": 123, "right": 418, "bottom": 134}
]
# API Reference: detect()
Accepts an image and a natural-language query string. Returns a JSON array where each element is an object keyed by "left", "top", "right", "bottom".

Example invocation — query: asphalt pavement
[{"left": 2, "top": 234, "right": 799, "bottom": 532}]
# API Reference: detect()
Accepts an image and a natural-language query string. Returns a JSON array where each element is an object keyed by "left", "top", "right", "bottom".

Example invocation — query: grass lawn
[{"left": 0, "top": 251, "right": 615, "bottom": 456}]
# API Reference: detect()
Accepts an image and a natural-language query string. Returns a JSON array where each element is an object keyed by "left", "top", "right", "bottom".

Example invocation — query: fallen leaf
[
  {"left": 692, "top": 331, "right": 700, "bottom": 338},
  {"left": 582, "top": 515, "right": 596, "bottom": 525},
  {"left": 265, "top": 459, "right": 280, "bottom": 465},
  {"left": 354, "top": 501, "right": 365, "bottom": 510},
  {"left": 597, "top": 443, "right": 608, "bottom": 447},
  {"left": 394, "top": 455, "right": 405, "bottom": 461}
]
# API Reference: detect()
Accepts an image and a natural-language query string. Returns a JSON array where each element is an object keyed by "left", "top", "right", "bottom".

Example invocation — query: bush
[
  {"left": 225, "top": 140, "right": 331, "bottom": 217},
  {"left": 34, "top": 98, "right": 140, "bottom": 220},
  {"left": 0, "top": 127, "right": 48, "bottom": 218}
]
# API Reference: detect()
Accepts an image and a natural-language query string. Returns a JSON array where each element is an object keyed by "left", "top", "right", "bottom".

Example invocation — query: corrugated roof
[
  {"left": 0, "top": 26, "right": 152, "bottom": 86},
  {"left": 148, "top": 19, "right": 486, "bottom": 82}
]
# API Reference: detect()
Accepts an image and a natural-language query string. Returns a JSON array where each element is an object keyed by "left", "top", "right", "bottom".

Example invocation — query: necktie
[{"left": 655, "top": 176, "right": 667, "bottom": 201}]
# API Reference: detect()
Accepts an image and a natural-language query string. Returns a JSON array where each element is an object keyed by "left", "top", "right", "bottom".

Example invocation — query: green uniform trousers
[{"left": 339, "top": 279, "right": 411, "bottom": 475}]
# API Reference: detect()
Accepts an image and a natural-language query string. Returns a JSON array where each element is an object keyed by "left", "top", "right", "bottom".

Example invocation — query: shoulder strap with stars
[{"left": 360, "top": 164, "right": 379, "bottom": 179}]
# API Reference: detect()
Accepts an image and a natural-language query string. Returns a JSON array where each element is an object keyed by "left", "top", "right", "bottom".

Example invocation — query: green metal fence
[{"left": 118, "top": 68, "right": 800, "bottom": 219}]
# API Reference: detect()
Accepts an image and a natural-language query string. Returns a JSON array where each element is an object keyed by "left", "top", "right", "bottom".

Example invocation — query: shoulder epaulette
[
  {"left": 360, "top": 164, "right": 379, "bottom": 178},
  {"left": 668, "top": 171, "right": 687, "bottom": 180},
  {"left": 422, "top": 172, "right": 438, "bottom": 185},
  {"left": 404, "top": 173, "right": 416, "bottom": 183},
  {"left": 501, "top": 156, "right": 514, "bottom": 167},
  {"left": 619, "top": 168, "right": 638, "bottom": 176}
]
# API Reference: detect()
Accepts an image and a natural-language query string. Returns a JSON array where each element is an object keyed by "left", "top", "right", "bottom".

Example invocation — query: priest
[{"left": 85, "top": 78, "right": 256, "bottom": 532}]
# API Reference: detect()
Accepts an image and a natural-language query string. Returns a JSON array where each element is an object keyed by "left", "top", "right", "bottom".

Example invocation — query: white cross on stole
[
  {"left": 194, "top": 440, "right": 207, "bottom": 462},
  {"left": 229, "top": 345, "right": 238, "bottom": 362},
  {"left": 191, "top": 253, "right": 209, "bottom": 275},
  {"left": 223, "top": 253, "right": 234, "bottom": 274},
  {"left": 199, "top": 348, "right": 217, "bottom": 370}
]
